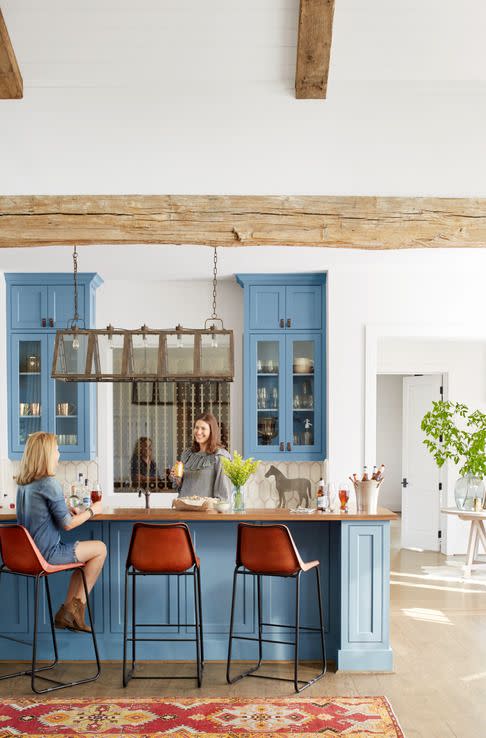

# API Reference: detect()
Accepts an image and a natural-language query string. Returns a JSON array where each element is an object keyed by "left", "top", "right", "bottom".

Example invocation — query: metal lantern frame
[{"left": 52, "top": 324, "right": 234, "bottom": 382}]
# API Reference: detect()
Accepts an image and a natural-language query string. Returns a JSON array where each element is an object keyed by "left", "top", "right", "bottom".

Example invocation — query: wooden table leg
[{"left": 464, "top": 520, "right": 478, "bottom": 577}]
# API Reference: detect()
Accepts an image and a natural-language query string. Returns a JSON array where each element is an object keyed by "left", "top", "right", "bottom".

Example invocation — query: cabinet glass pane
[
  {"left": 256, "top": 340, "right": 279, "bottom": 446},
  {"left": 55, "top": 381, "right": 79, "bottom": 446},
  {"left": 18, "top": 341, "right": 43, "bottom": 444},
  {"left": 292, "top": 340, "right": 315, "bottom": 447}
]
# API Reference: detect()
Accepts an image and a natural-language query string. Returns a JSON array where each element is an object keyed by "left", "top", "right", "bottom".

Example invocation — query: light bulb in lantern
[
  {"left": 72, "top": 336, "right": 80, "bottom": 350},
  {"left": 211, "top": 333, "right": 218, "bottom": 349},
  {"left": 177, "top": 334, "right": 183, "bottom": 348}
]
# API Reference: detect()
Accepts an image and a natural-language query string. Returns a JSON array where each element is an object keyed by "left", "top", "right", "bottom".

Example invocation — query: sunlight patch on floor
[
  {"left": 391, "top": 569, "right": 486, "bottom": 587},
  {"left": 400, "top": 607, "right": 451, "bottom": 624},
  {"left": 460, "top": 671, "right": 486, "bottom": 683},
  {"left": 391, "top": 580, "right": 486, "bottom": 594}
]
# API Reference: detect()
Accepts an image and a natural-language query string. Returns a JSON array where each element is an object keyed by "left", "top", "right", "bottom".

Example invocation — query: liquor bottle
[
  {"left": 374, "top": 464, "right": 385, "bottom": 482},
  {"left": 69, "top": 483, "right": 82, "bottom": 511},
  {"left": 362, "top": 466, "right": 369, "bottom": 481},
  {"left": 316, "top": 479, "right": 325, "bottom": 511},
  {"left": 371, "top": 465, "right": 377, "bottom": 479},
  {"left": 82, "top": 478, "right": 91, "bottom": 509}
]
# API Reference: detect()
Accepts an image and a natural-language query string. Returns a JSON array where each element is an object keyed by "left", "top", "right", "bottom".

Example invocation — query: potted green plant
[
  {"left": 220, "top": 451, "right": 260, "bottom": 512},
  {"left": 421, "top": 401, "right": 486, "bottom": 510}
]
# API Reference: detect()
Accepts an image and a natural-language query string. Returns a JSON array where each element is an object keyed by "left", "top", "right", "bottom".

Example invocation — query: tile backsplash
[
  {"left": 244, "top": 461, "right": 327, "bottom": 508},
  {"left": 1, "top": 459, "right": 326, "bottom": 510},
  {"left": 1, "top": 460, "right": 99, "bottom": 505}
]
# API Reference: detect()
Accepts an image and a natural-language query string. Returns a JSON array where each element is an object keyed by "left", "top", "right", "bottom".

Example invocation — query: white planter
[{"left": 355, "top": 480, "right": 381, "bottom": 514}]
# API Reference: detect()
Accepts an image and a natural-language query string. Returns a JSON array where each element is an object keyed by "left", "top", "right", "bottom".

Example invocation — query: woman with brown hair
[
  {"left": 171, "top": 412, "right": 232, "bottom": 500},
  {"left": 15, "top": 432, "right": 106, "bottom": 633}
]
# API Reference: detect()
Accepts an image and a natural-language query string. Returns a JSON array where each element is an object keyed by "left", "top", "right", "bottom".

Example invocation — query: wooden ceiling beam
[
  {"left": 1, "top": 195, "right": 486, "bottom": 249},
  {"left": 296, "top": 0, "right": 335, "bottom": 99},
  {"left": 0, "top": 9, "right": 22, "bottom": 99}
]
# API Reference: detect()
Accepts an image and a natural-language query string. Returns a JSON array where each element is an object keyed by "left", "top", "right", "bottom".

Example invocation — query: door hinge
[
  {"left": 402, "top": 477, "right": 408, "bottom": 488},
  {"left": 439, "top": 482, "right": 443, "bottom": 491},
  {"left": 438, "top": 530, "right": 442, "bottom": 539},
  {"left": 440, "top": 385, "right": 443, "bottom": 396}
]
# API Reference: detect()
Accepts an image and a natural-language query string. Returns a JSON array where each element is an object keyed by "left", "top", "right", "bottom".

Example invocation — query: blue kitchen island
[{"left": 0, "top": 507, "right": 396, "bottom": 671}]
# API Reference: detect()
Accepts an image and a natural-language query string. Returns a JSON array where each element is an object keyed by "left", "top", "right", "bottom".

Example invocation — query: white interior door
[{"left": 401, "top": 375, "right": 442, "bottom": 551}]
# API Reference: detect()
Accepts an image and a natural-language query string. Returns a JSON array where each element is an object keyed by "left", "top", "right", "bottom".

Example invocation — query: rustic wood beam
[
  {"left": 295, "top": 0, "right": 335, "bottom": 99},
  {"left": 0, "top": 9, "right": 22, "bottom": 99},
  {"left": 1, "top": 195, "right": 486, "bottom": 249}
]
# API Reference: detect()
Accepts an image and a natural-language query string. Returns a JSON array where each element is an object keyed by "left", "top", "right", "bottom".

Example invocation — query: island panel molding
[
  {"left": 296, "top": 0, "right": 335, "bottom": 99},
  {"left": 0, "top": 10, "right": 22, "bottom": 99},
  {"left": 1, "top": 195, "right": 486, "bottom": 249}
]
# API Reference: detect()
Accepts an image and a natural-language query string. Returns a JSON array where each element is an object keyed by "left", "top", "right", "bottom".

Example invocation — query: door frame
[{"left": 364, "top": 322, "right": 486, "bottom": 554}]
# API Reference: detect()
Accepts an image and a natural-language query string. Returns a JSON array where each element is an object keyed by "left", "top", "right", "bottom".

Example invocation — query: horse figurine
[{"left": 264, "top": 465, "right": 312, "bottom": 508}]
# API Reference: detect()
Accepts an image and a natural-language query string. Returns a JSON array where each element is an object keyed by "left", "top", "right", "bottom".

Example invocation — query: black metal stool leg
[
  {"left": 294, "top": 566, "right": 327, "bottom": 693},
  {"left": 131, "top": 570, "right": 137, "bottom": 674},
  {"left": 122, "top": 567, "right": 130, "bottom": 686},
  {"left": 79, "top": 569, "right": 101, "bottom": 682},
  {"left": 226, "top": 566, "right": 239, "bottom": 683},
  {"left": 294, "top": 571, "right": 301, "bottom": 692},
  {"left": 196, "top": 565, "right": 205, "bottom": 670},
  {"left": 30, "top": 575, "right": 41, "bottom": 693},
  {"left": 227, "top": 570, "right": 264, "bottom": 684},
  {"left": 315, "top": 565, "right": 327, "bottom": 678},
  {"left": 193, "top": 568, "right": 202, "bottom": 687}
]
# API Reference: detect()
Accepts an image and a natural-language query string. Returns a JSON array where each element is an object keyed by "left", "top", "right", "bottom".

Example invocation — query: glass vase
[
  {"left": 233, "top": 486, "right": 245, "bottom": 513},
  {"left": 454, "top": 474, "right": 485, "bottom": 511}
]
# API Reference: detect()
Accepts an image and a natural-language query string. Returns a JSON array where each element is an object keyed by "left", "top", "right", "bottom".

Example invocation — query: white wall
[
  {"left": 378, "top": 338, "right": 486, "bottom": 554},
  {"left": 376, "top": 375, "right": 403, "bottom": 512}
]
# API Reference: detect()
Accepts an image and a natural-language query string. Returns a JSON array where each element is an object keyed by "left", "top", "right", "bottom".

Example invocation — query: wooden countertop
[{"left": 0, "top": 506, "right": 397, "bottom": 522}]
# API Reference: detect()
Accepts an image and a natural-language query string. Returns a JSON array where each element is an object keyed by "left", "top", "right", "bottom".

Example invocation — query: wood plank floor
[{"left": 1, "top": 518, "right": 485, "bottom": 737}]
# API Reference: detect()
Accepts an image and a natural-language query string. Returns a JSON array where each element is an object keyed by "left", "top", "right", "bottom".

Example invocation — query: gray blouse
[{"left": 178, "top": 448, "right": 232, "bottom": 500}]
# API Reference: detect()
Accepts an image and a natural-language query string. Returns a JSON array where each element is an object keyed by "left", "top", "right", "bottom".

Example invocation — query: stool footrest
[
  {"left": 232, "top": 635, "right": 296, "bottom": 646},
  {"left": 127, "top": 637, "right": 197, "bottom": 643},
  {"left": 134, "top": 623, "right": 196, "bottom": 628},
  {"left": 261, "top": 622, "right": 323, "bottom": 632}
]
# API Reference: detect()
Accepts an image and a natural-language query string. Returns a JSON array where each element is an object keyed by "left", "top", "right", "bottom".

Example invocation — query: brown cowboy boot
[
  {"left": 54, "top": 603, "right": 75, "bottom": 630},
  {"left": 65, "top": 597, "right": 92, "bottom": 633}
]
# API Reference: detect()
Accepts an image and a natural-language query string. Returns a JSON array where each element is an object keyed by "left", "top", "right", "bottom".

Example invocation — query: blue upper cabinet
[
  {"left": 5, "top": 273, "right": 102, "bottom": 461},
  {"left": 236, "top": 274, "right": 326, "bottom": 461},
  {"left": 10, "top": 285, "right": 48, "bottom": 330},
  {"left": 249, "top": 286, "right": 286, "bottom": 330}
]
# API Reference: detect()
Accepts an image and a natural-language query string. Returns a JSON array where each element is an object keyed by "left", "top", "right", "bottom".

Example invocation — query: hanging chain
[
  {"left": 72, "top": 245, "right": 79, "bottom": 325},
  {"left": 211, "top": 246, "right": 218, "bottom": 319}
]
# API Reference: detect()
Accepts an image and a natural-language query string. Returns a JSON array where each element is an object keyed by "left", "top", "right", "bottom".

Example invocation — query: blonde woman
[{"left": 16, "top": 432, "right": 106, "bottom": 633}]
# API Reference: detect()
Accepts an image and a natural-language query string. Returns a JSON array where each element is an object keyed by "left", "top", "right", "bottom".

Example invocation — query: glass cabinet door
[
  {"left": 249, "top": 335, "right": 285, "bottom": 454},
  {"left": 287, "top": 334, "right": 322, "bottom": 454},
  {"left": 49, "top": 334, "right": 85, "bottom": 453},
  {"left": 11, "top": 336, "right": 48, "bottom": 453}
]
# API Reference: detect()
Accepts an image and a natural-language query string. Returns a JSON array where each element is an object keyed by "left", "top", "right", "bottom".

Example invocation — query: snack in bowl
[{"left": 214, "top": 501, "right": 231, "bottom": 513}]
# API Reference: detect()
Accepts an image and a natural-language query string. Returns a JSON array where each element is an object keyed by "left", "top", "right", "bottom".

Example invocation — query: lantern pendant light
[{"left": 52, "top": 247, "right": 234, "bottom": 382}]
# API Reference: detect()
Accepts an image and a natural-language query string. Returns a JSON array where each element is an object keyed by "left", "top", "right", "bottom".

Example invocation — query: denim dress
[{"left": 16, "top": 476, "right": 77, "bottom": 565}]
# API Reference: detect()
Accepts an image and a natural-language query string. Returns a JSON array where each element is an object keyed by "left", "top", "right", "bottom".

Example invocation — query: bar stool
[
  {"left": 0, "top": 525, "right": 101, "bottom": 694},
  {"left": 226, "top": 523, "right": 326, "bottom": 693},
  {"left": 122, "top": 522, "right": 203, "bottom": 687}
]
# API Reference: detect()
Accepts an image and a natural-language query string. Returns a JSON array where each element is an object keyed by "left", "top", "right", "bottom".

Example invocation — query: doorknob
[
  {"left": 279, "top": 441, "right": 284, "bottom": 452},
  {"left": 402, "top": 478, "right": 408, "bottom": 488},
  {"left": 286, "top": 318, "right": 291, "bottom": 328},
  {"left": 279, "top": 318, "right": 284, "bottom": 328}
]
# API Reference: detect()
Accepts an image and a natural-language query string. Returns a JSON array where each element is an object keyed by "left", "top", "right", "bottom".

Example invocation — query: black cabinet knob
[
  {"left": 279, "top": 318, "right": 284, "bottom": 328},
  {"left": 41, "top": 318, "right": 46, "bottom": 328},
  {"left": 286, "top": 318, "right": 291, "bottom": 328}
]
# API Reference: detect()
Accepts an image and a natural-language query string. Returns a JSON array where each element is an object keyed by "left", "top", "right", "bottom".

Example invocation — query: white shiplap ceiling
[{"left": 3, "top": 0, "right": 486, "bottom": 89}]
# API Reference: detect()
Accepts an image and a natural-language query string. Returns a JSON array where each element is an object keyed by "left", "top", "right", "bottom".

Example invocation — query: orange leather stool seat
[
  {"left": 122, "top": 523, "right": 203, "bottom": 687},
  {"left": 227, "top": 523, "right": 327, "bottom": 693},
  {"left": 0, "top": 525, "right": 100, "bottom": 694}
]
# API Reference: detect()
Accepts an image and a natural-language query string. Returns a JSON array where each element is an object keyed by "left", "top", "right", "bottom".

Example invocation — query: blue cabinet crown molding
[
  {"left": 236, "top": 273, "right": 326, "bottom": 287},
  {"left": 5, "top": 273, "right": 103, "bottom": 288}
]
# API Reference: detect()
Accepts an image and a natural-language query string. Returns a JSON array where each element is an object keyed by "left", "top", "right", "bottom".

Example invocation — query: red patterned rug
[{"left": 0, "top": 697, "right": 403, "bottom": 737}]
